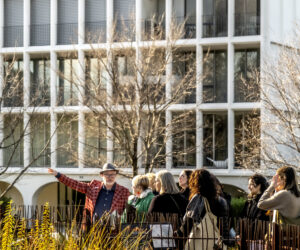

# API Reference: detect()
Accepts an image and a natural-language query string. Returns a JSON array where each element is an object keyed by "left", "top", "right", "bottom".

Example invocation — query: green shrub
[{"left": 231, "top": 197, "right": 246, "bottom": 218}]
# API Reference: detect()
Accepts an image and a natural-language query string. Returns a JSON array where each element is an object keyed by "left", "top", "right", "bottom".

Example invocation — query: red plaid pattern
[{"left": 57, "top": 174, "right": 130, "bottom": 219}]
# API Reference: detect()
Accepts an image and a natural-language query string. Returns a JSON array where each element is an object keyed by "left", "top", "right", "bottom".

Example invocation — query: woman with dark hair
[
  {"left": 241, "top": 173, "right": 269, "bottom": 221},
  {"left": 177, "top": 169, "right": 233, "bottom": 249},
  {"left": 258, "top": 166, "right": 300, "bottom": 225},
  {"left": 178, "top": 170, "right": 193, "bottom": 201}
]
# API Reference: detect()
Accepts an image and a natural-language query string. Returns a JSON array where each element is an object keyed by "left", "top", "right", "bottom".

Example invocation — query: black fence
[
  {"left": 1, "top": 205, "right": 300, "bottom": 250},
  {"left": 235, "top": 13, "right": 260, "bottom": 36}
]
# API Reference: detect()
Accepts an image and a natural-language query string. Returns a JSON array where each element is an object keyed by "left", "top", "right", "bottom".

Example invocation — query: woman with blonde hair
[
  {"left": 122, "top": 175, "right": 154, "bottom": 223},
  {"left": 258, "top": 166, "right": 300, "bottom": 225},
  {"left": 146, "top": 172, "right": 159, "bottom": 195}
]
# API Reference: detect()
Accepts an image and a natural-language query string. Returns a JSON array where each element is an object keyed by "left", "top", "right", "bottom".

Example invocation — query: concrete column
[
  {"left": 227, "top": 42, "right": 235, "bottom": 172},
  {"left": 23, "top": 52, "right": 31, "bottom": 168},
  {"left": 227, "top": 0, "right": 235, "bottom": 172},
  {"left": 165, "top": 110, "right": 172, "bottom": 170},
  {"left": 166, "top": 0, "right": 172, "bottom": 40},
  {"left": 78, "top": 49, "right": 85, "bottom": 169},
  {"left": 24, "top": 0, "right": 30, "bottom": 47},
  {"left": 228, "top": 0, "right": 234, "bottom": 38},
  {"left": 196, "top": 0, "right": 203, "bottom": 41},
  {"left": 106, "top": 49, "right": 113, "bottom": 163},
  {"left": 107, "top": 0, "right": 114, "bottom": 43},
  {"left": 165, "top": 40, "right": 173, "bottom": 169},
  {"left": 50, "top": 51, "right": 57, "bottom": 168},
  {"left": 228, "top": 109, "right": 234, "bottom": 172},
  {"left": 51, "top": 0, "right": 57, "bottom": 46},
  {"left": 23, "top": 112, "right": 31, "bottom": 167},
  {"left": 23, "top": 52, "right": 30, "bottom": 108},
  {"left": 78, "top": 0, "right": 85, "bottom": 45},
  {"left": 0, "top": 0, "right": 3, "bottom": 48},
  {"left": 196, "top": 44, "right": 203, "bottom": 168},
  {"left": 136, "top": 0, "right": 142, "bottom": 42},
  {"left": 78, "top": 112, "right": 85, "bottom": 169}
]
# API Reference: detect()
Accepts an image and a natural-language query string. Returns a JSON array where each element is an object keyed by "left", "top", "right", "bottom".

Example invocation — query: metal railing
[
  {"left": 3, "top": 25, "right": 24, "bottom": 47},
  {"left": 174, "top": 16, "right": 196, "bottom": 39},
  {"left": 1, "top": 205, "right": 299, "bottom": 250},
  {"left": 235, "top": 13, "right": 260, "bottom": 36},
  {"left": 142, "top": 19, "right": 165, "bottom": 41},
  {"left": 114, "top": 20, "right": 135, "bottom": 42},
  {"left": 85, "top": 21, "right": 106, "bottom": 43},
  {"left": 57, "top": 23, "right": 78, "bottom": 45},
  {"left": 30, "top": 24, "right": 50, "bottom": 46},
  {"left": 202, "top": 14, "right": 228, "bottom": 38}
]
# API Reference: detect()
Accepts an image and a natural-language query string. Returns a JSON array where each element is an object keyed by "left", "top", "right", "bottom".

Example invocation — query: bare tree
[
  {"left": 0, "top": 55, "right": 58, "bottom": 199},
  {"left": 64, "top": 18, "right": 201, "bottom": 176},
  {"left": 235, "top": 38, "right": 300, "bottom": 173}
]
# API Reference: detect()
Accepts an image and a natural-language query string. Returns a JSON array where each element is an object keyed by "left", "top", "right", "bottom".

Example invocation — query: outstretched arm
[{"left": 48, "top": 168, "right": 89, "bottom": 194}]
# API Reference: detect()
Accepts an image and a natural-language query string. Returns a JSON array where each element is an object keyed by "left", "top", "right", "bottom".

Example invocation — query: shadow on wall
[{"left": 0, "top": 182, "right": 24, "bottom": 206}]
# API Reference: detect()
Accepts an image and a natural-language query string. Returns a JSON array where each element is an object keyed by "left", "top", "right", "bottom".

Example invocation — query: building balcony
[
  {"left": 30, "top": 24, "right": 50, "bottom": 46},
  {"left": 57, "top": 23, "right": 78, "bottom": 45},
  {"left": 202, "top": 15, "right": 228, "bottom": 38},
  {"left": 235, "top": 13, "right": 260, "bottom": 36},
  {"left": 3, "top": 25, "right": 24, "bottom": 47},
  {"left": 85, "top": 21, "right": 106, "bottom": 44}
]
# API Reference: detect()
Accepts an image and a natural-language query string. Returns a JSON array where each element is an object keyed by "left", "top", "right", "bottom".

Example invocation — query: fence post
[{"left": 272, "top": 222, "right": 279, "bottom": 250}]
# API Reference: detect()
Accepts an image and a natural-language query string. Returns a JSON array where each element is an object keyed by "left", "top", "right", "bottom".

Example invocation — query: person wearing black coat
[
  {"left": 178, "top": 170, "right": 193, "bottom": 201},
  {"left": 148, "top": 170, "right": 188, "bottom": 218},
  {"left": 241, "top": 173, "right": 269, "bottom": 221},
  {"left": 177, "top": 169, "right": 234, "bottom": 248}
]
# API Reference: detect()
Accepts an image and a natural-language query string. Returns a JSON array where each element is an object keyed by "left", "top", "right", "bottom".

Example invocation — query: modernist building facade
[{"left": 0, "top": 0, "right": 298, "bottom": 207}]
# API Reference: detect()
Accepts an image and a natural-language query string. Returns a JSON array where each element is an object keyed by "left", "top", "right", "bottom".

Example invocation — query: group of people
[{"left": 48, "top": 164, "right": 300, "bottom": 247}]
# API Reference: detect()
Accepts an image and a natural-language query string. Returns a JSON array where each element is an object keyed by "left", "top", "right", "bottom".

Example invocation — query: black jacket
[
  {"left": 241, "top": 194, "right": 269, "bottom": 221},
  {"left": 148, "top": 193, "right": 188, "bottom": 217},
  {"left": 178, "top": 194, "right": 233, "bottom": 246}
]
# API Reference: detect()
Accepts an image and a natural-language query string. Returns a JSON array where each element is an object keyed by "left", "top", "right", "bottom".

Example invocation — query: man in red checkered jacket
[{"left": 48, "top": 163, "right": 130, "bottom": 230}]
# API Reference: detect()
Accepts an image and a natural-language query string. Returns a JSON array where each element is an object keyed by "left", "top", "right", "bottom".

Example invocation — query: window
[
  {"left": 30, "top": 0, "right": 50, "bottom": 46},
  {"left": 113, "top": 54, "right": 136, "bottom": 104},
  {"left": 114, "top": 0, "right": 136, "bottom": 41},
  {"left": 203, "top": 113, "right": 228, "bottom": 168},
  {"left": 57, "top": 115, "right": 78, "bottom": 167},
  {"left": 57, "top": 0, "right": 78, "bottom": 44},
  {"left": 203, "top": 0, "right": 227, "bottom": 37},
  {"left": 172, "top": 50, "right": 196, "bottom": 104},
  {"left": 4, "top": 0, "right": 23, "bottom": 47},
  {"left": 3, "top": 60, "right": 23, "bottom": 107},
  {"left": 3, "top": 115, "right": 23, "bottom": 167},
  {"left": 57, "top": 58, "right": 79, "bottom": 106},
  {"left": 172, "top": 112, "right": 196, "bottom": 168},
  {"left": 84, "top": 115, "right": 107, "bottom": 168},
  {"left": 85, "top": 0, "right": 106, "bottom": 43},
  {"left": 30, "top": 115, "right": 50, "bottom": 167},
  {"left": 85, "top": 57, "right": 107, "bottom": 105},
  {"left": 235, "top": 112, "right": 260, "bottom": 169},
  {"left": 234, "top": 49, "right": 260, "bottom": 102},
  {"left": 203, "top": 50, "right": 227, "bottom": 103},
  {"left": 235, "top": 0, "right": 260, "bottom": 36},
  {"left": 30, "top": 59, "right": 50, "bottom": 106}
]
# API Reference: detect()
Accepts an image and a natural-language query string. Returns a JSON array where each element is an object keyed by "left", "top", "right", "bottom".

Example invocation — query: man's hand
[{"left": 48, "top": 168, "right": 58, "bottom": 176}]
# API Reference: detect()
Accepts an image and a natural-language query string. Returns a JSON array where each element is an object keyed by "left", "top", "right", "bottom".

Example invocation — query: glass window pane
[{"left": 203, "top": 113, "right": 228, "bottom": 168}]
